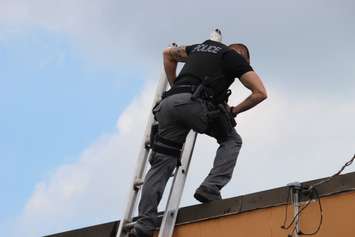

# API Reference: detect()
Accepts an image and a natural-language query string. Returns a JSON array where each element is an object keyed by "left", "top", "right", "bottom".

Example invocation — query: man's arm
[
  {"left": 231, "top": 71, "right": 267, "bottom": 115},
  {"left": 163, "top": 46, "right": 188, "bottom": 86}
]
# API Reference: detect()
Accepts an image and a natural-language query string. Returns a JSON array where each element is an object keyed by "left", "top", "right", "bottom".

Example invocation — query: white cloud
[
  {"left": 1, "top": 0, "right": 354, "bottom": 235},
  {"left": 12, "top": 80, "right": 157, "bottom": 236},
  {"left": 10, "top": 79, "right": 354, "bottom": 236},
  {"left": 1, "top": 0, "right": 354, "bottom": 74},
  {"left": 0, "top": 0, "right": 146, "bottom": 67}
]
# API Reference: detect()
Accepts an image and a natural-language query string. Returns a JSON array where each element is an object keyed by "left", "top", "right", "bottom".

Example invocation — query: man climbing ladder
[{"left": 130, "top": 31, "right": 268, "bottom": 237}]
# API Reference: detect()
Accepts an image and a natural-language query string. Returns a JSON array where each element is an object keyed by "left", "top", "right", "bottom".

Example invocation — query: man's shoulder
[
  {"left": 223, "top": 49, "right": 243, "bottom": 60},
  {"left": 224, "top": 49, "right": 253, "bottom": 67},
  {"left": 222, "top": 50, "right": 254, "bottom": 78}
]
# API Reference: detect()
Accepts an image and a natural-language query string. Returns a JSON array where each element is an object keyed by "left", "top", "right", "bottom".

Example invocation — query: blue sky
[
  {"left": 0, "top": 28, "right": 143, "bottom": 226},
  {"left": 0, "top": 0, "right": 354, "bottom": 236}
]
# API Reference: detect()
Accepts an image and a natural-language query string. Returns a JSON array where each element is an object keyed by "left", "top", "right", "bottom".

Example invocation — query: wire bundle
[{"left": 281, "top": 154, "right": 355, "bottom": 236}]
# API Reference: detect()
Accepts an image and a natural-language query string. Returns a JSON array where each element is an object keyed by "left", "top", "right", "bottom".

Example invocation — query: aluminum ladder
[{"left": 116, "top": 29, "right": 223, "bottom": 237}]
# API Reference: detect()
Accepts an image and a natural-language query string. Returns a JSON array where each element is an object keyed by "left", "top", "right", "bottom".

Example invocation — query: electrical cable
[
  {"left": 281, "top": 153, "right": 355, "bottom": 236},
  {"left": 281, "top": 187, "right": 291, "bottom": 229},
  {"left": 281, "top": 190, "right": 313, "bottom": 230},
  {"left": 298, "top": 188, "right": 323, "bottom": 236},
  {"left": 307, "top": 154, "right": 355, "bottom": 191}
]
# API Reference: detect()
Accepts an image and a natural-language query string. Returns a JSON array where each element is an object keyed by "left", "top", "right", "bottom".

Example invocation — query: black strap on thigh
[
  {"left": 151, "top": 135, "right": 184, "bottom": 166},
  {"left": 152, "top": 144, "right": 181, "bottom": 158},
  {"left": 156, "top": 135, "right": 183, "bottom": 150}
]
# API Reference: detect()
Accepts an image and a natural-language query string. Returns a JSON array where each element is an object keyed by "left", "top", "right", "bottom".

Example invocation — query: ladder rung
[
  {"left": 123, "top": 221, "right": 136, "bottom": 230},
  {"left": 134, "top": 178, "right": 144, "bottom": 191},
  {"left": 170, "top": 168, "right": 178, "bottom": 178},
  {"left": 144, "top": 138, "right": 151, "bottom": 149}
]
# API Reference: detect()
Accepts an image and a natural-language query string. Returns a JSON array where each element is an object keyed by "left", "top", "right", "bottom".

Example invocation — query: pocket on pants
[{"left": 173, "top": 100, "right": 209, "bottom": 133}]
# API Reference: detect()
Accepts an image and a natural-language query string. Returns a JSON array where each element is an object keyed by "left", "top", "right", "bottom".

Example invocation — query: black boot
[{"left": 194, "top": 185, "right": 222, "bottom": 203}]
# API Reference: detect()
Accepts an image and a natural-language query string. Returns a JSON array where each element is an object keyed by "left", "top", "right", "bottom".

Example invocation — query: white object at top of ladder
[{"left": 209, "top": 29, "right": 222, "bottom": 42}]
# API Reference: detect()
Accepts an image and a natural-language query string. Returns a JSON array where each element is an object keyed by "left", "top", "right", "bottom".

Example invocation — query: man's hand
[
  {"left": 225, "top": 104, "right": 237, "bottom": 118},
  {"left": 231, "top": 71, "right": 267, "bottom": 115},
  {"left": 163, "top": 46, "right": 188, "bottom": 86}
]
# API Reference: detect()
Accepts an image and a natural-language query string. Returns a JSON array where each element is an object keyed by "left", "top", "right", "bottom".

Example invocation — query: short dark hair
[{"left": 229, "top": 43, "right": 250, "bottom": 64}]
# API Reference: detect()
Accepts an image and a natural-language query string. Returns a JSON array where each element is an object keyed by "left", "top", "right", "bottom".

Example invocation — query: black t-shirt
[
  {"left": 185, "top": 44, "right": 197, "bottom": 54},
  {"left": 176, "top": 44, "right": 253, "bottom": 96},
  {"left": 221, "top": 50, "right": 253, "bottom": 79}
]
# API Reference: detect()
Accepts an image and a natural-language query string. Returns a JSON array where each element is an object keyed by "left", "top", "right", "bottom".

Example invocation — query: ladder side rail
[
  {"left": 158, "top": 131, "right": 197, "bottom": 237},
  {"left": 116, "top": 68, "right": 169, "bottom": 237}
]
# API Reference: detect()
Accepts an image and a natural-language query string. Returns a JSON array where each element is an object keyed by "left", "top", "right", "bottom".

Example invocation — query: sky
[{"left": 0, "top": 0, "right": 354, "bottom": 236}]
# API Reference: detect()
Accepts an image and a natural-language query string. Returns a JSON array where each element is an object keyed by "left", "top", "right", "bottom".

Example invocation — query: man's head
[{"left": 229, "top": 43, "right": 250, "bottom": 64}]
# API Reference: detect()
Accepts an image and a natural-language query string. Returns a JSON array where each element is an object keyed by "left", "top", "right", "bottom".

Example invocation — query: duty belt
[{"left": 162, "top": 85, "right": 197, "bottom": 99}]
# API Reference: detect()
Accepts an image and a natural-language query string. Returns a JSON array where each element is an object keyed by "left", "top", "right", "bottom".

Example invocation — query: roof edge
[
  {"left": 45, "top": 171, "right": 355, "bottom": 236},
  {"left": 176, "top": 171, "right": 355, "bottom": 225}
]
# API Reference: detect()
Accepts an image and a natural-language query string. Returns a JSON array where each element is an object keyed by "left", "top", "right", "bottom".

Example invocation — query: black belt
[{"left": 162, "top": 85, "right": 197, "bottom": 99}]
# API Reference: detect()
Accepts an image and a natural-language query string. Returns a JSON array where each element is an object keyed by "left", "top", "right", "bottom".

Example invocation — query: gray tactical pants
[{"left": 136, "top": 93, "right": 242, "bottom": 234}]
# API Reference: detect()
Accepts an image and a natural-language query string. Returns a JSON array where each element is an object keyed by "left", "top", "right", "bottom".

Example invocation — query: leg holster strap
[
  {"left": 156, "top": 134, "right": 183, "bottom": 150},
  {"left": 151, "top": 134, "right": 184, "bottom": 166},
  {"left": 152, "top": 144, "right": 181, "bottom": 158}
]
